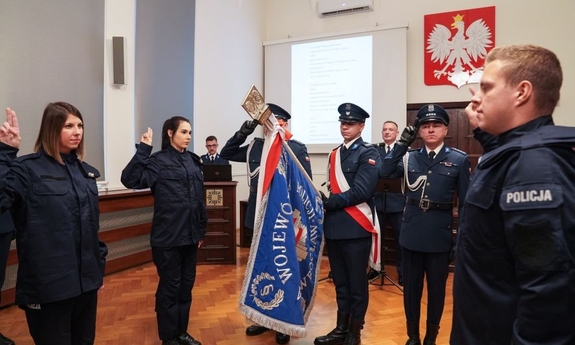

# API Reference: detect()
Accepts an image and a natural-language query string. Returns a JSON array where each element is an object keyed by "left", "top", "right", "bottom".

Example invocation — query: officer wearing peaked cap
[
  {"left": 220, "top": 102, "right": 311, "bottom": 345},
  {"left": 337, "top": 102, "right": 370, "bottom": 123},
  {"left": 381, "top": 103, "right": 470, "bottom": 345},
  {"left": 315, "top": 103, "right": 380, "bottom": 345}
]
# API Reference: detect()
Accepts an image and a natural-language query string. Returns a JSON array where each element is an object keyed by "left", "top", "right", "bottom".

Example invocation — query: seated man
[{"left": 202, "top": 135, "right": 229, "bottom": 165}]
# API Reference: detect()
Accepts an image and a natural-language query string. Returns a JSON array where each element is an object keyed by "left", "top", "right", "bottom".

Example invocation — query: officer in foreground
[
  {"left": 381, "top": 105, "right": 470, "bottom": 345},
  {"left": 450, "top": 44, "right": 575, "bottom": 345}
]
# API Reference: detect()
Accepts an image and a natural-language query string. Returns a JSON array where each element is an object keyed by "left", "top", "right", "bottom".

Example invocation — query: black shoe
[
  {"left": 366, "top": 268, "right": 380, "bottom": 281},
  {"left": 162, "top": 340, "right": 180, "bottom": 345},
  {"left": 177, "top": 331, "right": 202, "bottom": 345},
  {"left": 246, "top": 325, "right": 270, "bottom": 336},
  {"left": 275, "top": 332, "right": 290, "bottom": 344},
  {"left": 0, "top": 334, "right": 14, "bottom": 345},
  {"left": 398, "top": 275, "right": 404, "bottom": 286}
]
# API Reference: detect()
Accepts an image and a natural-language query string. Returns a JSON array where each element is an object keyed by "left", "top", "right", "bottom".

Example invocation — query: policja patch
[{"left": 500, "top": 183, "right": 562, "bottom": 211}]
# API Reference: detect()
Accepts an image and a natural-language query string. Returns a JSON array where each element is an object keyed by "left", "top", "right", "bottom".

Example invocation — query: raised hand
[
  {"left": 238, "top": 119, "right": 259, "bottom": 138},
  {"left": 0, "top": 108, "right": 22, "bottom": 149},
  {"left": 140, "top": 127, "right": 153, "bottom": 146},
  {"left": 397, "top": 118, "right": 420, "bottom": 147}
]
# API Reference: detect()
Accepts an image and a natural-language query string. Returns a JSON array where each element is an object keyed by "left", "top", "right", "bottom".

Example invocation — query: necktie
[
  {"left": 211, "top": 156, "right": 215, "bottom": 162},
  {"left": 429, "top": 151, "right": 436, "bottom": 163},
  {"left": 386, "top": 145, "right": 391, "bottom": 154}
]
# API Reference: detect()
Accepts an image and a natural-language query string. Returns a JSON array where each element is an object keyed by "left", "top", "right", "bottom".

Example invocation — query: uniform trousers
[
  {"left": 326, "top": 237, "right": 371, "bottom": 321},
  {"left": 23, "top": 289, "right": 98, "bottom": 345},
  {"left": 152, "top": 244, "right": 198, "bottom": 340},
  {"left": 402, "top": 248, "right": 450, "bottom": 324},
  {"left": 376, "top": 211, "right": 403, "bottom": 276}
]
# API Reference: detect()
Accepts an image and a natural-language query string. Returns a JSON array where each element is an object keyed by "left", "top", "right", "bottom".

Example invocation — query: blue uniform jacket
[
  {"left": 121, "top": 144, "right": 207, "bottom": 247},
  {"left": 324, "top": 138, "right": 380, "bottom": 240},
  {"left": 0, "top": 211, "right": 14, "bottom": 234},
  {"left": 0, "top": 143, "right": 107, "bottom": 305},
  {"left": 374, "top": 145, "right": 405, "bottom": 213},
  {"left": 451, "top": 116, "right": 575, "bottom": 345},
  {"left": 381, "top": 144, "right": 470, "bottom": 252},
  {"left": 201, "top": 153, "right": 229, "bottom": 165},
  {"left": 220, "top": 131, "right": 312, "bottom": 229}
]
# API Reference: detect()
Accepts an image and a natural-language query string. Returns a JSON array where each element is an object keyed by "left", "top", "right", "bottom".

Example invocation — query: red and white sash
[{"left": 328, "top": 147, "right": 381, "bottom": 271}]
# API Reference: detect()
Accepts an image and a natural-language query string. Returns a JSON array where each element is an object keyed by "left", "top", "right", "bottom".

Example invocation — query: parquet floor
[{"left": 0, "top": 248, "right": 453, "bottom": 344}]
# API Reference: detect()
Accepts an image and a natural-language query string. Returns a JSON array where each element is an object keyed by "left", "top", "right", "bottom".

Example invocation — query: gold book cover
[{"left": 241, "top": 85, "right": 272, "bottom": 125}]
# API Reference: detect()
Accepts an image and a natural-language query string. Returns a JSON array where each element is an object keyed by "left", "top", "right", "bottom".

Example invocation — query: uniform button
[
  {"left": 426, "top": 183, "right": 430, "bottom": 186},
  {"left": 424, "top": 195, "right": 428, "bottom": 198},
  {"left": 428, "top": 170, "right": 432, "bottom": 174}
]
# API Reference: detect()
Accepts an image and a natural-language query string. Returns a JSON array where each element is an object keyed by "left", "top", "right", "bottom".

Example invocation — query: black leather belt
[{"left": 406, "top": 197, "right": 453, "bottom": 211}]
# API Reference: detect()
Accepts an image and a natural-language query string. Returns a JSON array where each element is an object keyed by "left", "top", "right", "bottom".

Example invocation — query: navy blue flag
[{"left": 239, "top": 124, "right": 324, "bottom": 337}]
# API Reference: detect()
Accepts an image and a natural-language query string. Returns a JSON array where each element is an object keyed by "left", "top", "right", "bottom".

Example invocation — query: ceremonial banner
[{"left": 239, "top": 118, "right": 324, "bottom": 337}]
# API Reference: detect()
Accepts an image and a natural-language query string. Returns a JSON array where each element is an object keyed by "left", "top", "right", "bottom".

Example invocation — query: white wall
[
  {"left": 264, "top": 0, "right": 575, "bottom": 184},
  {"left": 194, "top": 0, "right": 267, "bottom": 222},
  {"left": 104, "top": 0, "right": 136, "bottom": 190}
]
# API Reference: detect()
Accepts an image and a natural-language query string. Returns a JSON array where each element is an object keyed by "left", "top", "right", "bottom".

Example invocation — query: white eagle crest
[{"left": 427, "top": 14, "right": 493, "bottom": 88}]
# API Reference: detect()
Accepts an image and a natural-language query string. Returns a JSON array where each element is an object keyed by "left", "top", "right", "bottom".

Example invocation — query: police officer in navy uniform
[
  {"left": 0, "top": 212, "right": 15, "bottom": 345},
  {"left": 1, "top": 103, "right": 107, "bottom": 345},
  {"left": 368, "top": 120, "right": 406, "bottom": 285},
  {"left": 451, "top": 45, "right": 575, "bottom": 345},
  {"left": 381, "top": 104, "right": 470, "bottom": 345},
  {"left": 220, "top": 103, "right": 312, "bottom": 345},
  {"left": 202, "top": 136, "right": 229, "bottom": 165},
  {"left": 122, "top": 117, "right": 206, "bottom": 345},
  {"left": 314, "top": 103, "right": 380, "bottom": 345}
]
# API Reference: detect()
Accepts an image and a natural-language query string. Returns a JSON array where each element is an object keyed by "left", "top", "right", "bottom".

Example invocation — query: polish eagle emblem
[{"left": 426, "top": 13, "right": 493, "bottom": 88}]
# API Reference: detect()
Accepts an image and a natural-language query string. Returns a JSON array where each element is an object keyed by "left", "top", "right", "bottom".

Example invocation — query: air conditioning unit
[{"left": 317, "top": 0, "right": 374, "bottom": 18}]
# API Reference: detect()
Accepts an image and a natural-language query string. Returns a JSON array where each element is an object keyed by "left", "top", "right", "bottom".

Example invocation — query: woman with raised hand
[
  {"left": 121, "top": 116, "right": 206, "bottom": 345},
  {"left": 0, "top": 103, "right": 107, "bottom": 345}
]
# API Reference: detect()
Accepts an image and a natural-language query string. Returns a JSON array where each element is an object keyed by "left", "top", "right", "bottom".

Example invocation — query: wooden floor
[{"left": 0, "top": 248, "right": 453, "bottom": 345}]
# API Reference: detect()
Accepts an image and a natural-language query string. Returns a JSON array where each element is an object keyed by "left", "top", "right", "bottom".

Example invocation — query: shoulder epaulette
[
  {"left": 17, "top": 152, "right": 42, "bottom": 162},
  {"left": 362, "top": 142, "right": 373, "bottom": 148},
  {"left": 331, "top": 144, "right": 343, "bottom": 152},
  {"left": 289, "top": 139, "right": 305, "bottom": 146},
  {"left": 449, "top": 147, "right": 467, "bottom": 155}
]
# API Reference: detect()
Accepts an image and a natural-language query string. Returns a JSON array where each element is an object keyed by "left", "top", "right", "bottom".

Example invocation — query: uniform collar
[{"left": 498, "top": 115, "right": 554, "bottom": 145}]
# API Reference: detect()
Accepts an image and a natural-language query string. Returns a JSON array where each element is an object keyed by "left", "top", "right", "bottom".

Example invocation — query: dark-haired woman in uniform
[{"left": 121, "top": 116, "right": 206, "bottom": 345}]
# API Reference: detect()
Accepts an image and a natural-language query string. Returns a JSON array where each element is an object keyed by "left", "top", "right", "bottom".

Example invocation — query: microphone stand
[{"left": 370, "top": 179, "right": 403, "bottom": 292}]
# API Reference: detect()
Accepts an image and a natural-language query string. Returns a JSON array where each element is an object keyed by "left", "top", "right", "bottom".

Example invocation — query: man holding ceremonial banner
[{"left": 234, "top": 86, "right": 324, "bottom": 345}]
